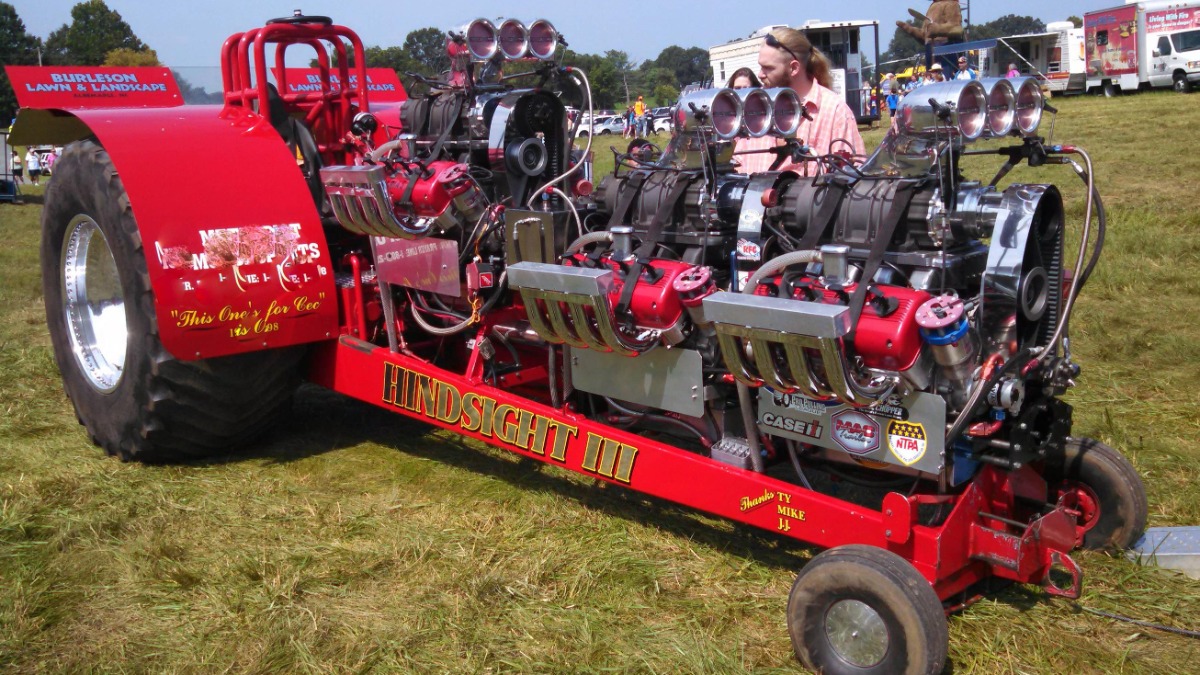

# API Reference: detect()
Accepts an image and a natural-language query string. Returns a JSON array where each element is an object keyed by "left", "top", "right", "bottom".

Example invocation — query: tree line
[
  {"left": 0, "top": 0, "right": 710, "bottom": 122},
  {"left": 881, "top": 13, "right": 1066, "bottom": 68},
  {"left": 3, "top": 1, "right": 1077, "bottom": 124}
]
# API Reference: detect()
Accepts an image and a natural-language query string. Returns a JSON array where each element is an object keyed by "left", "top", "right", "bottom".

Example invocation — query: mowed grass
[{"left": 2, "top": 90, "right": 1200, "bottom": 673}]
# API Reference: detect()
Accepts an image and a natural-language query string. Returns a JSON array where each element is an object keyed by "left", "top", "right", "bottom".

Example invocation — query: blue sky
[{"left": 13, "top": 1, "right": 1105, "bottom": 66}]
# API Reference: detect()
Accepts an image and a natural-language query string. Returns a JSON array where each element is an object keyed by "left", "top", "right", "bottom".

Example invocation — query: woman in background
[{"left": 726, "top": 67, "right": 761, "bottom": 89}]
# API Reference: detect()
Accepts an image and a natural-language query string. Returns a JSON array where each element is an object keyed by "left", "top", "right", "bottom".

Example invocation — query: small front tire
[
  {"left": 1052, "top": 437, "right": 1148, "bottom": 550},
  {"left": 788, "top": 545, "right": 948, "bottom": 675}
]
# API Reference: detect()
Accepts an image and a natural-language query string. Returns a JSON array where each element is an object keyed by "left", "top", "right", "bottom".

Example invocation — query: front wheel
[
  {"left": 42, "top": 140, "right": 304, "bottom": 462},
  {"left": 1102, "top": 80, "right": 1120, "bottom": 98},
  {"left": 1174, "top": 73, "right": 1193, "bottom": 94},
  {"left": 1051, "top": 437, "right": 1148, "bottom": 550},
  {"left": 788, "top": 545, "right": 948, "bottom": 675}
]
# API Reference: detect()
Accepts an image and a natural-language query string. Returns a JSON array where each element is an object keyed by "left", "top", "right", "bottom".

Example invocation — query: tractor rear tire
[
  {"left": 41, "top": 140, "right": 303, "bottom": 462},
  {"left": 1055, "top": 437, "right": 1148, "bottom": 551},
  {"left": 788, "top": 545, "right": 948, "bottom": 675}
]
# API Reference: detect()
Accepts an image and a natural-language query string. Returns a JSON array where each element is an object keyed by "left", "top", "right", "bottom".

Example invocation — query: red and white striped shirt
[{"left": 734, "top": 82, "right": 865, "bottom": 175}]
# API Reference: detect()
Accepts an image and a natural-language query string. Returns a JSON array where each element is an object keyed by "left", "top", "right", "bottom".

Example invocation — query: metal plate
[
  {"left": 1130, "top": 527, "right": 1200, "bottom": 580},
  {"left": 570, "top": 347, "right": 704, "bottom": 418},
  {"left": 508, "top": 262, "right": 612, "bottom": 296},
  {"left": 703, "top": 291, "right": 851, "bottom": 338},
  {"left": 757, "top": 389, "right": 947, "bottom": 475},
  {"left": 373, "top": 236, "right": 461, "bottom": 296}
]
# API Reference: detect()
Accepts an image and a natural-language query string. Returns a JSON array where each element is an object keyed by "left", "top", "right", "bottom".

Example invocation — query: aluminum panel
[
  {"left": 507, "top": 262, "right": 613, "bottom": 296},
  {"left": 570, "top": 347, "right": 705, "bottom": 418},
  {"left": 703, "top": 292, "right": 852, "bottom": 338}
]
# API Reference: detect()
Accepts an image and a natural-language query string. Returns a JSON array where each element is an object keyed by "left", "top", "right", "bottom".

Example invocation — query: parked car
[
  {"left": 577, "top": 115, "right": 626, "bottom": 136},
  {"left": 650, "top": 106, "right": 674, "bottom": 133}
]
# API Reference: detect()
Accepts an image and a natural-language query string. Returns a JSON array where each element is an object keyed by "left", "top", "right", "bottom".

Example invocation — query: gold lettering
[
  {"left": 777, "top": 504, "right": 806, "bottom": 521},
  {"left": 612, "top": 444, "right": 638, "bottom": 484},
  {"left": 415, "top": 374, "right": 436, "bottom": 416},
  {"left": 293, "top": 295, "right": 321, "bottom": 312},
  {"left": 547, "top": 421, "right": 577, "bottom": 462},
  {"left": 479, "top": 397, "right": 497, "bottom": 437},
  {"left": 514, "top": 411, "right": 541, "bottom": 452},
  {"left": 597, "top": 438, "right": 623, "bottom": 477},
  {"left": 460, "top": 393, "right": 483, "bottom": 432},
  {"left": 404, "top": 369, "right": 420, "bottom": 413},
  {"left": 582, "top": 433, "right": 603, "bottom": 473},
  {"left": 218, "top": 305, "right": 249, "bottom": 322},
  {"left": 435, "top": 381, "right": 461, "bottom": 424},
  {"left": 494, "top": 404, "right": 519, "bottom": 445},
  {"left": 382, "top": 363, "right": 401, "bottom": 406},
  {"left": 777, "top": 518, "right": 792, "bottom": 532},
  {"left": 740, "top": 490, "right": 776, "bottom": 512}
]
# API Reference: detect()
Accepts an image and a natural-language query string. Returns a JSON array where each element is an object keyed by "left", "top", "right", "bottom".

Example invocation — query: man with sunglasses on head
[{"left": 736, "top": 27, "right": 865, "bottom": 175}]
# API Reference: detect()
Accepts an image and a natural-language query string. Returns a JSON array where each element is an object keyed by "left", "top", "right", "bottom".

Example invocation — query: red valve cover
[
  {"left": 384, "top": 160, "right": 469, "bottom": 218},
  {"left": 758, "top": 280, "right": 931, "bottom": 372},
  {"left": 566, "top": 255, "right": 694, "bottom": 330}
]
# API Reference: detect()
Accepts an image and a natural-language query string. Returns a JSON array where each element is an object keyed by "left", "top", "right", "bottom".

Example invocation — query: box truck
[{"left": 1085, "top": 1, "right": 1200, "bottom": 94}]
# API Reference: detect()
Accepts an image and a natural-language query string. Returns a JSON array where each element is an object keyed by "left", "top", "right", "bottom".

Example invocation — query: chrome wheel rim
[
  {"left": 824, "top": 599, "right": 889, "bottom": 668},
  {"left": 62, "top": 215, "right": 127, "bottom": 393}
]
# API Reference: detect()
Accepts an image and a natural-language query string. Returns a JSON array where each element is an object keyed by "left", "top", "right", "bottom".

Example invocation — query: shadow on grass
[
  {"left": 183, "top": 383, "right": 1067, "bottom": 673},
  {"left": 195, "top": 384, "right": 816, "bottom": 576}
]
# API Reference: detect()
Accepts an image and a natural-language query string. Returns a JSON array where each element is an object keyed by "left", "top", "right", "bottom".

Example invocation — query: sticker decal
[
  {"left": 761, "top": 412, "right": 823, "bottom": 440},
  {"left": 870, "top": 394, "right": 910, "bottom": 421},
  {"left": 887, "top": 421, "right": 928, "bottom": 466},
  {"left": 736, "top": 238, "right": 762, "bottom": 261},
  {"left": 830, "top": 410, "right": 880, "bottom": 455},
  {"left": 772, "top": 393, "right": 835, "bottom": 416}
]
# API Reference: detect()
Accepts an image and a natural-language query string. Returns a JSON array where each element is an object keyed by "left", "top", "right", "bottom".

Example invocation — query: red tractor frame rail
[{"left": 310, "top": 266, "right": 1084, "bottom": 603}]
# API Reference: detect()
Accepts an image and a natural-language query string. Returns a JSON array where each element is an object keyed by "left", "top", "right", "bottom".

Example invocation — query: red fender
[{"left": 11, "top": 104, "right": 338, "bottom": 360}]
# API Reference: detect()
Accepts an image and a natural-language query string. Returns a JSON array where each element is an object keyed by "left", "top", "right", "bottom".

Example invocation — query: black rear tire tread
[
  {"left": 787, "top": 545, "right": 948, "bottom": 675},
  {"left": 42, "top": 140, "right": 303, "bottom": 462}
]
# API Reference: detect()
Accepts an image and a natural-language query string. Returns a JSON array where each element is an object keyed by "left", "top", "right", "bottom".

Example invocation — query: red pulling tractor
[{"left": 11, "top": 14, "right": 1147, "bottom": 674}]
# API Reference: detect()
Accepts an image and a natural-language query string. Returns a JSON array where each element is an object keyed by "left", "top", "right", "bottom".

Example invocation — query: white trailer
[
  {"left": 709, "top": 20, "right": 881, "bottom": 124},
  {"left": 981, "top": 22, "right": 1088, "bottom": 94},
  {"left": 1084, "top": 0, "right": 1200, "bottom": 94}
]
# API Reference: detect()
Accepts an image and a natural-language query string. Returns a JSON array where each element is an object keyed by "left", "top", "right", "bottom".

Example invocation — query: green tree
[
  {"left": 1067, "top": 16, "right": 1083, "bottom": 29},
  {"left": 643, "top": 45, "right": 709, "bottom": 87},
  {"left": 652, "top": 83, "right": 678, "bottom": 106},
  {"left": 972, "top": 15, "right": 1046, "bottom": 40},
  {"left": 43, "top": 0, "right": 147, "bottom": 66},
  {"left": 103, "top": 47, "right": 158, "bottom": 66},
  {"left": 0, "top": 2, "right": 42, "bottom": 123},
  {"left": 402, "top": 27, "right": 449, "bottom": 76},
  {"left": 562, "top": 52, "right": 620, "bottom": 109},
  {"left": 602, "top": 50, "right": 635, "bottom": 104}
]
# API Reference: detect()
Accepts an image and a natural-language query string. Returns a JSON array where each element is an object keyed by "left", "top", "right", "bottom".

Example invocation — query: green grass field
[{"left": 2, "top": 91, "right": 1200, "bottom": 673}]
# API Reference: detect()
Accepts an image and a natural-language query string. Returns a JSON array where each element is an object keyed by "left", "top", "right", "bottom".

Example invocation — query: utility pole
[
  {"left": 622, "top": 72, "right": 630, "bottom": 105},
  {"left": 37, "top": 46, "right": 42, "bottom": 66}
]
